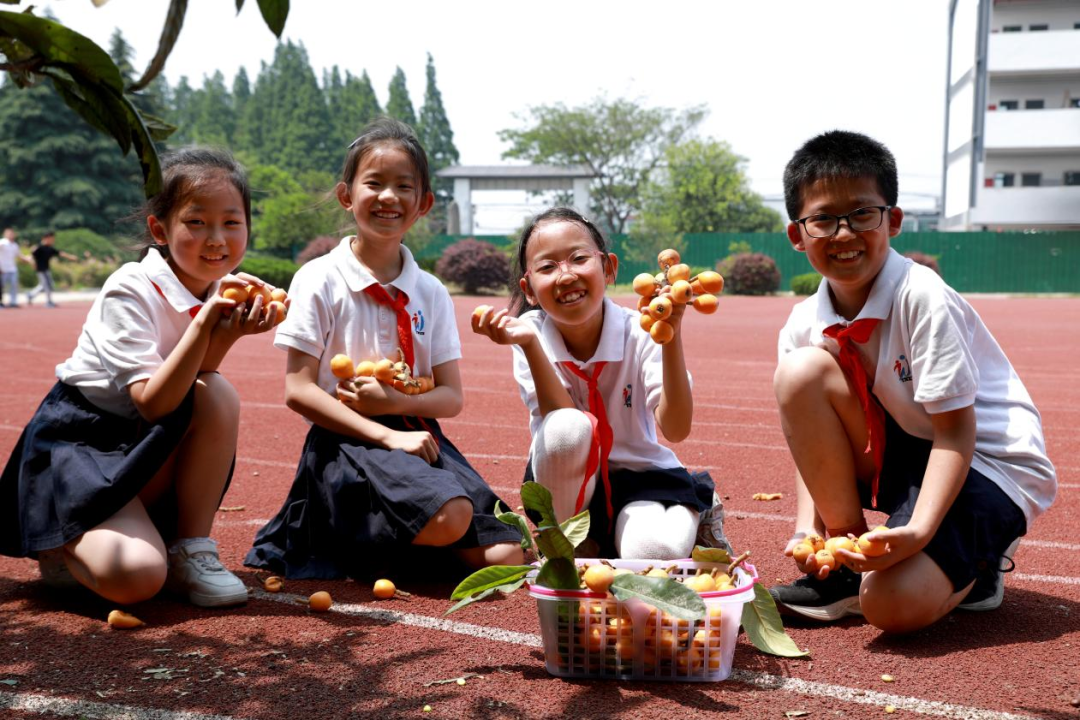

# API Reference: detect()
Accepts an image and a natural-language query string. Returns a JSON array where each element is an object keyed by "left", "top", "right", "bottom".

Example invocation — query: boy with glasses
[{"left": 769, "top": 131, "right": 1055, "bottom": 633}]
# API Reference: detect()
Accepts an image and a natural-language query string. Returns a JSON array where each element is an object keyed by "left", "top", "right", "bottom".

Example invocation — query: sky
[{"left": 33, "top": 0, "right": 949, "bottom": 232}]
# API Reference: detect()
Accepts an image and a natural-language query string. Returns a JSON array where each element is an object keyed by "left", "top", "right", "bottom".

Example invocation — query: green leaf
[
  {"left": 449, "top": 565, "right": 533, "bottom": 601},
  {"left": 691, "top": 547, "right": 733, "bottom": 564},
  {"left": 43, "top": 68, "right": 130, "bottom": 153},
  {"left": 117, "top": 91, "right": 163, "bottom": 196},
  {"left": 520, "top": 482, "right": 557, "bottom": 529},
  {"left": 0, "top": 11, "right": 123, "bottom": 91},
  {"left": 534, "top": 526, "right": 575, "bottom": 564},
  {"left": 559, "top": 510, "right": 591, "bottom": 549},
  {"left": 127, "top": 0, "right": 186, "bottom": 92},
  {"left": 255, "top": 0, "right": 289, "bottom": 37},
  {"left": 609, "top": 574, "right": 706, "bottom": 622},
  {"left": 534, "top": 557, "right": 579, "bottom": 590},
  {"left": 741, "top": 584, "right": 810, "bottom": 657},
  {"left": 235, "top": 0, "right": 245, "bottom": 11},
  {"left": 444, "top": 587, "right": 496, "bottom": 615},
  {"left": 138, "top": 112, "right": 178, "bottom": 142},
  {"left": 498, "top": 578, "right": 526, "bottom": 595},
  {"left": 494, "top": 501, "right": 535, "bottom": 556}
]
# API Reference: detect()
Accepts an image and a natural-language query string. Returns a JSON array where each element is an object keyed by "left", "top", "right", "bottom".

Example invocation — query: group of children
[
  {"left": 0, "top": 120, "right": 1056, "bottom": 633},
  {"left": 0, "top": 228, "right": 78, "bottom": 308}
]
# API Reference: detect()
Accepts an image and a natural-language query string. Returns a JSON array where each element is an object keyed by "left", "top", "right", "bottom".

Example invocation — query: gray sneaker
[
  {"left": 695, "top": 492, "right": 733, "bottom": 554},
  {"left": 166, "top": 539, "right": 248, "bottom": 608},
  {"left": 957, "top": 537, "right": 1021, "bottom": 612},
  {"left": 38, "top": 548, "right": 81, "bottom": 590}
]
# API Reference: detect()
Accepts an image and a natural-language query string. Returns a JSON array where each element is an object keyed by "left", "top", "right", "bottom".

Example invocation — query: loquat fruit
[
  {"left": 266, "top": 300, "right": 287, "bottom": 323},
  {"left": 262, "top": 576, "right": 284, "bottom": 593},
  {"left": 791, "top": 541, "right": 815, "bottom": 564},
  {"left": 355, "top": 360, "right": 376, "bottom": 377},
  {"left": 221, "top": 285, "right": 250, "bottom": 304},
  {"left": 683, "top": 573, "right": 717, "bottom": 593},
  {"left": 814, "top": 549, "right": 838, "bottom": 573},
  {"left": 824, "top": 536, "right": 857, "bottom": 565},
  {"left": 270, "top": 288, "right": 288, "bottom": 303},
  {"left": 692, "top": 293, "right": 719, "bottom": 315},
  {"left": 633, "top": 273, "right": 658, "bottom": 297},
  {"left": 472, "top": 304, "right": 493, "bottom": 321},
  {"left": 856, "top": 528, "right": 889, "bottom": 557},
  {"left": 657, "top": 249, "right": 681, "bottom": 269},
  {"left": 308, "top": 591, "right": 333, "bottom": 612},
  {"left": 373, "top": 578, "right": 396, "bottom": 599},
  {"left": 637, "top": 294, "right": 652, "bottom": 311},
  {"left": 649, "top": 319, "right": 675, "bottom": 344},
  {"left": 667, "top": 263, "right": 691, "bottom": 284},
  {"left": 639, "top": 312, "right": 656, "bottom": 332},
  {"left": 330, "top": 354, "right": 355, "bottom": 380},
  {"left": 695, "top": 271, "right": 725, "bottom": 295},
  {"left": 583, "top": 564, "right": 616, "bottom": 594},
  {"left": 648, "top": 296, "right": 673, "bottom": 321},
  {"left": 373, "top": 358, "right": 396, "bottom": 383},
  {"left": 805, "top": 534, "right": 826, "bottom": 552},
  {"left": 669, "top": 279, "right": 693, "bottom": 304}
]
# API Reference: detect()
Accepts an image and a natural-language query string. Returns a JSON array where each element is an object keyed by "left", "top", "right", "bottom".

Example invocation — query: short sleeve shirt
[
  {"left": 777, "top": 249, "right": 1056, "bottom": 525},
  {"left": 274, "top": 237, "right": 461, "bottom": 398},
  {"left": 56, "top": 248, "right": 215, "bottom": 419},
  {"left": 512, "top": 297, "right": 687, "bottom": 471},
  {"left": 32, "top": 245, "right": 59, "bottom": 272},
  {"left": 0, "top": 238, "right": 20, "bottom": 273}
]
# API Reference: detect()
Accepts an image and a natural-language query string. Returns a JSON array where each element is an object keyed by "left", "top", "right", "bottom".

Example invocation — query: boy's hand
[
  {"left": 471, "top": 307, "right": 537, "bottom": 347},
  {"left": 336, "top": 376, "right": 403, "bottom": 417},
  {"left": 383, "top": 429, "right": 439, "bottom": 464},
  {"left": 835, "top": 525, "right": 927, "bottom": 574},
  {"left": 784, "top": 534, "right": 832, "bottom": 580}
]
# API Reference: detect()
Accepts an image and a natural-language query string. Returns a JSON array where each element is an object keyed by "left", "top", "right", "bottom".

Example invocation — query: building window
[
  {"left": 1070, "top": 99, "right": 1080, "bottom": 108},
  {"left": 995, "top": 172, "right": 1015, "bottom": 188},
  {"left": 1029, "top": 24, "right": 1049, "bottom": 31},
  {"left": 1025, "top": 99, "right": 1045, "bottom": 110},
  {"left": 1002, "top": 25, "right": 1022, "bottom": 32},
  {"left": 1065, "top": 172, "right": 1080, "bottom": 186},
  {"left": 999, "top": 100, "right": 1019, "bottom": 110},
  {"left": 1021, "top": 173, "right": 1042, "bottom": 187}
]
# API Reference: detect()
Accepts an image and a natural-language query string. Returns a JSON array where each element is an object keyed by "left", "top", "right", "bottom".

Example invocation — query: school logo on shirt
[
  {"left": 412, "top": 309, "right": 425, "bottom": 336},
  {"left": 623, "top": 384, "right": 632, "bottom": 408},
  {"left": 893, "top": 354, "right": 912, "bottom": 383}
]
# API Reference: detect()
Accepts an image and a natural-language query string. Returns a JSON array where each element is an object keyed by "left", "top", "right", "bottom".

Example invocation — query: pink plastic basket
[{"left": 527, "top": 558, "right": 758, "bottom": 682}]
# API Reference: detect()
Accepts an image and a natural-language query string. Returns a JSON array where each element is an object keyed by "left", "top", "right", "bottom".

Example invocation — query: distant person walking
[
  {"left": 0, "top": 228, "right": 26, "bottom": 307},
  {"left": 26, "top": 231, "right": 77, "bottom": 307}
]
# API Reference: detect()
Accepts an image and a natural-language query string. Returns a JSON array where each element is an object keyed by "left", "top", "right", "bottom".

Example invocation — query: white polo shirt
[
  {"left": 275, "top": 237, "right": 461, "bottom": 398},
  {"left": 778, "top": 249, "right": 1056, "bottom": 525},
  {"left": 56, "top": 247, "right": 217, "bottom": 419},
  {"left": 512, "top": 297, "right": 689, "bottom": 471}
]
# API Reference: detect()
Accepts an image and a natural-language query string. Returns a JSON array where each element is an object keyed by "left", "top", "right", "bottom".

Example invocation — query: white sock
[
  {"left": 530, "top": 408, "right": 595, "bottom": 521},
  {"left": 615, "top": 501, "right": 700, "bottom": 560}
]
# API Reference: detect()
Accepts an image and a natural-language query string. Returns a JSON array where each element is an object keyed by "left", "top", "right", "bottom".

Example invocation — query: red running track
[{"left": 0, "top": 294, "right": 1077, "bottom": 719}]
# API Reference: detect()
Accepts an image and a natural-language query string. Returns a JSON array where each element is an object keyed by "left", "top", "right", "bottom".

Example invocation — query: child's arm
[
  {"left": 59, "top": 250, "right": 79, "bottom": 262},
  {"left": 336, "top": 359, "right": 464, "bottom": 419},
  {"left": 285, "top": 349, "right": 438, "bottom": 464},
  {"left": 472, "top": 307, "right": 574, "bottom": 416},
  {"left": 128, "top": 294, "right": 238, "bottom": 422},
  {"left": 654, "top": 295, "right": 693, "bottom": 442}
]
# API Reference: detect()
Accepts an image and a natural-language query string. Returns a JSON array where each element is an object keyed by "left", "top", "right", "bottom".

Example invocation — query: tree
[
  {"left": 417, "top": 54, "right": 459, "bottom": 184},
  {"left": 0, "top": 1, "right": 289, "bottom": 195},
  {"left": 168, "top": 75, "right": 197, "bottom": 146},
  {"left": 640, "top": 138, "right": 783, "bottom": 234},
  {"left": 190, "top": 70, "right": 236, "bottom": 146},
  {"left": 499, "top": 97, "right": 705, "bottom": 234},
  {"left": 386, "top": 66, "right": 417, "bottom": 128},
  {"left": 232, "top": 67, "right": 252, "bottom": 124},
  {"left": 339, "top": 70, "right": 383, "bottom": 141}
]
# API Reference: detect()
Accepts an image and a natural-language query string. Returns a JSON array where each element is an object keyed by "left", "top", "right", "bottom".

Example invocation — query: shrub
[
  {"left": 435, "top": 238, "right": 510, "bottom": 294},
  {"left": 55, "top": 228, "right": 120, "bottom": 260},
  {"left": 297, "top": 236, "right": 340, "bottom": 265},
  {"left": 790, "top": 272, "right": 822, "bottom": 296},
  {"left": 51, "top": 258, "right": 121, "bottom": 289},
  {"left": 723, "top": 253, "right": 781, "bottom": 296},
  {"left": 237, "top": 254, "right": 299, "bottom": 290},
  {"left": 903, "top": 251, "right": 941, "bottom": 276}
]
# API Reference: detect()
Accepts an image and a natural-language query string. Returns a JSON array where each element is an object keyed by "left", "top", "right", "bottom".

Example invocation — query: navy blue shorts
[
  {"left": 0, "top": 381, "right": 230, "bottom": 557},
  {"left": 860, "top": 413, "right": 1027, "bottom": 592},
  {"left": 245, "top": 416, "right": 522, "bottom": 581},
  {"left": 522, "top": 463, "right": 714, "bottom": 558}
]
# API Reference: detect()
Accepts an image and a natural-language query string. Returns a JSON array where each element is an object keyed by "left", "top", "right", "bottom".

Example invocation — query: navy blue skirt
[
  {"left": 244, "top": 417, "right": 523, "bottom": 580},
  {"left": 0, "top": 381, "right": 218, "bottom": 558},
  {"left": 522, "top": 463, "right": 715, "bottom": 558}
]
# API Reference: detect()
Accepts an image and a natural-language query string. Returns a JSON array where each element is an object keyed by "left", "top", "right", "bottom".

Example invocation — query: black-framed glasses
[{"left": 795, "top": 206, "right": 891, "bottom": 238}]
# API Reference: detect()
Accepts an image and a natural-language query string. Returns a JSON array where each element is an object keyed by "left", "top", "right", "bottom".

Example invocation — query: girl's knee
[
  {"left": 418, "top": 497, "right": 473, "bottom": 546},
  {"left": 537, "top": 408, "right": 593, "bottom": 453},
  {"left": 193, "top": 373, "right": 240, "bottom": 421},
  {"left": 84, "top": 542, "right": 168, "bottom": 604},
  {"left": 485, "top": 541, "right": 525, "bottom": 567},
  {"left": 774, "top": 346, "right": 836, "bottom": 403}
]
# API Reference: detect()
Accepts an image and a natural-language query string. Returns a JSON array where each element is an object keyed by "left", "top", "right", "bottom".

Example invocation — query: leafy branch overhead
[{"left": 0, "top": 0, "right": 289, "bottom": 196}]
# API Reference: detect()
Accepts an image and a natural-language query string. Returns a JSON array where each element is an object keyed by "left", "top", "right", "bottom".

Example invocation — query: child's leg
[
  {"left": 63, "top": 497, "right": 167, "bottom": 604},
  {"left": 774, "top": 346, "right": 875, "bottom": 534},
  {"left": 413, "top": 497, "right": 473, "bottom": 546},
  {"left": 615, "top": 501, "right": 699, "bottom": 560},
  {"left": 860, "top": 555, "right": 971, "bottom": 633},
  {"left": 530, "top": 408, "right": 595, "bottom": 521},
  {"left": 455, "top": 541, "right": 525, "bottom": 569}
]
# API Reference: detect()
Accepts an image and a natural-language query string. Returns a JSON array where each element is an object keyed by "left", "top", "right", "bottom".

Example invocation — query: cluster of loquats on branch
[
  {"left": 633, "top": 249, "right": 724, "bottom": 344},
  {"left": 220, "top": 282, "right": 289, "bottom": 324},
  {"left": 329, "top": 349, "right": 435, "bottom": 396}
]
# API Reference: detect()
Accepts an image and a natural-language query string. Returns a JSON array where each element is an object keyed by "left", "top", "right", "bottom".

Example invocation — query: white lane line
[
  {"left": 1014, "top": 572, "right": 1080, "bottom": 586},
  {"left": 250, "top": 590, "right": 1039, "bottom": 720},
  {"left": 235, "top": 457, "right": 297, "bottom": 469},
  {"left": 0, "top": 691, "right": 238, "bottom": 720}
]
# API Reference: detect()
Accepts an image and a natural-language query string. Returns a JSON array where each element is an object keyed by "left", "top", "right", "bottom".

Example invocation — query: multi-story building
[{"left": 942, "top": 0, "right": 1080, "bottom": 231}]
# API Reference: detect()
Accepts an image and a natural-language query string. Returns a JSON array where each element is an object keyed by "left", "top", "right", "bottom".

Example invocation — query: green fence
[{"left": 427, "top": 232, "right": 1080, "bottom": 294}]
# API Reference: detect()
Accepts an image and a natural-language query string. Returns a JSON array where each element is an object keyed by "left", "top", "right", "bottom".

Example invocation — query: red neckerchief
[
  {"left": 560, "top": 361, "right": 614, "bottom": 530},
  {"left": 150, "top": 280, "right": 200, "bottom": 318},
  {"left": 823, "top": 319, "right": 884, "bottom": 507}
]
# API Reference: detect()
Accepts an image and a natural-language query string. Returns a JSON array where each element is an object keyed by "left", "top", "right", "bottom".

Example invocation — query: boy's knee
[
  {"left": 194, "top": 373, "right": 240, "bottom": 420},
  {"left": 423, "top": 497, "right": 473, "bottom": 546},
  {"left": 859, "top": 572, "right": 945, "bottom": 634},
  {"left": 774, "top": 346, "right": 835, "bottom": 402}
]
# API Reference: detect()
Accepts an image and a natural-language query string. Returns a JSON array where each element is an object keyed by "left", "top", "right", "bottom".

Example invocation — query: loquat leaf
[
  {"left": 558, "top": 509, "right": 590, "bottom": 549},
  {"left": 741, "top": 583, "right": 810, "bottom": 657},
  {"left": 520, "top": 482, "right": 558, "bottom": 529},
  {"left": 494, "top": 501, "right": 535, "bottom": 555},
  {"left": 534, "top": 557, "right": 578, "bottom": 590},
  {"left": 609, "top": 574, "right": 706, "bottom": 622},
  {"left": 691, "top": 546, "right": 733, "bottom": 564},
  {"left": 444, "top": 587, "right": 496, "bottom": 615},
  {"left": 448, "top": 565, "right": 533, "bottom": 601},
  {"left": 534, "top": 527, "right": 575, "bottom": 564}
]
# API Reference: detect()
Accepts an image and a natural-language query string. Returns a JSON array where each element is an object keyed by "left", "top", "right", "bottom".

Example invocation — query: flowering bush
[
  {"left": 435, "top": 238, "right": 510, "bottom": 294},
  {"left": 903, "top": 251, "right": 941, "bottom": 276},
  {"left": 296, "top": 236, "right": 340, "bottom": 265},
  {"left": 723, "top": 253, "right": 781, "bottom": 296}
]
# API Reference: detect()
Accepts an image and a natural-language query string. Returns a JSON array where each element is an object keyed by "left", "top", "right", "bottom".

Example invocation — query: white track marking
[{"left": 0, "top": 691, "right": 237, "bottom": 720}]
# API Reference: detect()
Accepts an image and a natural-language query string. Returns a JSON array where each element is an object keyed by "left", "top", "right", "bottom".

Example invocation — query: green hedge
[{"left": 237, "top": 254, "right": 300, "bottom": 290}]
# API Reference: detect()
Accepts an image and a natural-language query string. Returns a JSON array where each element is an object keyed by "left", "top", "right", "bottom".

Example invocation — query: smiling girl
[
  {"left": 0, "top": 147, "right": 280, "bottom": 608},
  {"left": 472, "top": 207, "right": 727, "bottom": 560}
]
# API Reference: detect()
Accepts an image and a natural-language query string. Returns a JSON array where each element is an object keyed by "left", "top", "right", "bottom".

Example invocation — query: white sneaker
[
  {"left": 958, "top": 537, "right": 1021, "bottom": 612},
  {"left": 166, "top": 539, "right": 248, "bottom": 608},
  {"left": 695, "top": 492, "right": 733, "bottom": 554},
  {"left": 38, "top": 548, "right": 80, "bottom": 590}
]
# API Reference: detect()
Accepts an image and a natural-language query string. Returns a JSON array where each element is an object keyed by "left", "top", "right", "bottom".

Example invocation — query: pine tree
[
  {"left": 339, "top": 70, "right": 382, "bottom": 140},
  {"left": 386, "top": 66, "right": 417, "bottom": 129},
  {"left": 324, "top": 65, "right": 348, "bottom": 149},
  {"left": 417, "top": 53, "right": 459, "bottom": 206},
  {"left": 0, "top": 78, "right": 143, "bottom": 238},
  {"left": 232, "top": 67, "right": 251, "bottom": 123},
  {"left": 170, "top": 76, "right": 198, "bottom": 146},
  {"left": 190, "top": 70, "right": 235, "bottom": 146}
]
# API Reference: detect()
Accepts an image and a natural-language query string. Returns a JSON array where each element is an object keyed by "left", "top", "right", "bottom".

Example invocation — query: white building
[{"left": 942, "top": 0, "right": 1080, "bottom": 231}]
